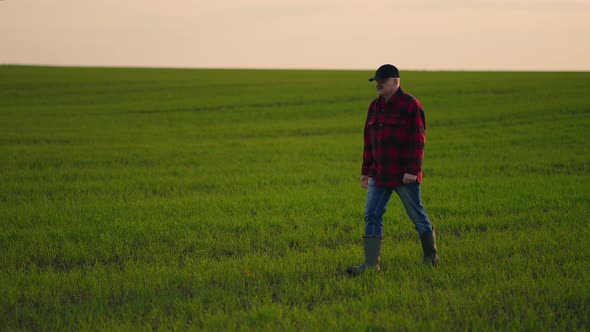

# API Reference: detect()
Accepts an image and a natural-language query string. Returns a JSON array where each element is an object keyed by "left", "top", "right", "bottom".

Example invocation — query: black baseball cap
[{"left": 369, "top": 64, "right": 400, "bottom": 81}]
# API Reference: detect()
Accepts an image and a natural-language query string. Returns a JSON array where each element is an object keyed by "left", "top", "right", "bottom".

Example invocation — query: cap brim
[
  {"left": 369, "top": 76, "right": 387, "bottom": 82},
  {"left": 369, "top": 75, "right": 398, "bottom": 82}
]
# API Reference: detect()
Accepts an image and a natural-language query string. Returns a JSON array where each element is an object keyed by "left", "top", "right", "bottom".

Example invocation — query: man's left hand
[{"left": 403, "top": 173, "right": 417, "bottom": 184}]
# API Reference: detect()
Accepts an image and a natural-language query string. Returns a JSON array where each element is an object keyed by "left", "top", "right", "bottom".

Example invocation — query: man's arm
[
  {"left": 404, "top": 101, "right": 426, "bottom": 181},
  {"left": 361, "top": 105, "right": 373, "bottom": 188}
]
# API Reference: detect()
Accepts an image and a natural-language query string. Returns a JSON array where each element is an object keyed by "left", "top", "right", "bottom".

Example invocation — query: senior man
[{"left": 347, "top": 64, "right": 439, "bottom": 275}]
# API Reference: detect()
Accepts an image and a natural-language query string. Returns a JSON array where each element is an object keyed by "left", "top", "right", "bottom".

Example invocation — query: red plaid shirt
[{"left": 362, "top": 87, "right": 426, "bottom": 187}]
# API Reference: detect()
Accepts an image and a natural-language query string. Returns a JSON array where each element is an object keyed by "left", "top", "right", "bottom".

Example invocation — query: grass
[{"left": 0, "top": 65, "right": 589, "bottom": 330}]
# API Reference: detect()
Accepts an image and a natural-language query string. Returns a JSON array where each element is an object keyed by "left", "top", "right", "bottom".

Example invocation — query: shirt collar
[{"left": 378, "top": 86, "right": 404, "bottom": 103}]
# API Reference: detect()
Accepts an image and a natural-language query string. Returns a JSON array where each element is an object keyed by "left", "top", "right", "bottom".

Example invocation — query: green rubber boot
[
  {"left": 420, "top": 230, "right": 440, "bottom": 266},
  {"left": 346, "top": 235, "right": 382, "bottom": 276}
]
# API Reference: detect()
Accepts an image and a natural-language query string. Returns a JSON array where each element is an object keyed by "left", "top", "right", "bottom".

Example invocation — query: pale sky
[{"left": 1, "top": 0, "right": 589, "bottom": 71}]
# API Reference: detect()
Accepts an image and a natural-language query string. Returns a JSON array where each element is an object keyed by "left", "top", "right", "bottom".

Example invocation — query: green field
[{"left": 1, "top": 65, "right": 589, "bottom": 330}]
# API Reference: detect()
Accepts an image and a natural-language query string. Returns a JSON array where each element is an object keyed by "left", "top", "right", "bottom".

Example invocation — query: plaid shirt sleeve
[
  {"left": 403, "top": 99, "right": 426, "bottom": 176},
  {"left": 361, "top": 103, "right": 374, "bottom": 175}
]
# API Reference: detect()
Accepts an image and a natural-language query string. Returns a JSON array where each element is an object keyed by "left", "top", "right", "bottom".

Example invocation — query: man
[{"left": 346, "top": 64, "right": 439, "bottom": 276}]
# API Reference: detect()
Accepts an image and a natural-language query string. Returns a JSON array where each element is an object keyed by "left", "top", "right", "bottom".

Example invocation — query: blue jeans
[{"left": 364, "top": 177, "right": 433, "bottom": 236}]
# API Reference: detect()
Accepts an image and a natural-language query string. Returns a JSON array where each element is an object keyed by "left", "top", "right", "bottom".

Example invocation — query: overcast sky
[{"left": 1, "top": 0, "right": 589, "bottom": 70}]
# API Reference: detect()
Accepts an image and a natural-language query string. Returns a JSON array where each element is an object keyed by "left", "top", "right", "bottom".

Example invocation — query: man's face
[{"left": 376, "top": 77, "right": 399, "bottom": 97}]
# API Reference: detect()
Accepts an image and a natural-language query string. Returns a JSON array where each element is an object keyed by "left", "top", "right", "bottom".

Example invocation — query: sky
[{"left": 1, "top": 0, "right": 589, "bottom": 71}]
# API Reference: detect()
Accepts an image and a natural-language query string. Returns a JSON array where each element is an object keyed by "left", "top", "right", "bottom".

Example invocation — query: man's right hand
[{"left": 360, "top": 175, "right": 369, "bottom": 189}]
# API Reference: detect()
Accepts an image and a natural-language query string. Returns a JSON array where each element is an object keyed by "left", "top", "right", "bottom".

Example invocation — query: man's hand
[
  {"left": 403, "top": 173, "right": 418, "bottom": 184},
  {"left": 360, "top": 175, "right": 369, "bottom": 189}
]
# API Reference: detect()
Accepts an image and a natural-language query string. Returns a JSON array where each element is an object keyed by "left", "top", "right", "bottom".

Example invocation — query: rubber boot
[
  {"left": 346, "top": 235, "right": 382, "bottom": 276},
  {"left": 420, "top": 229, "right": 440, "bottom": 266}
]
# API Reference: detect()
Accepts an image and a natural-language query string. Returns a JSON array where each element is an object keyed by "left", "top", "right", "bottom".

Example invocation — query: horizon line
[{"left": 2, "top": 63, "right": 589, "bottom": 73}]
